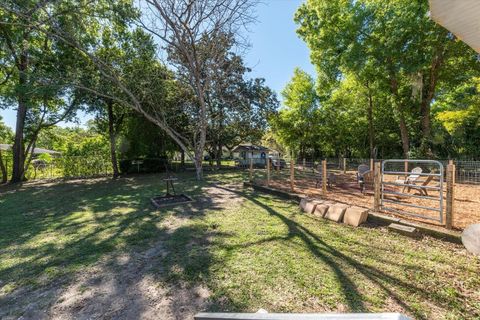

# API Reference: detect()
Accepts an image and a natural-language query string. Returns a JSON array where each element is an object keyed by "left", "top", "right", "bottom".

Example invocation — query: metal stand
[{"left": 164, "top": 177, "right": 177, "bottom": 196}]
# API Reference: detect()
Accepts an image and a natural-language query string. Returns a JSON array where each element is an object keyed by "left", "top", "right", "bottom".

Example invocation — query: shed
[{"left": 232, "top": 144, "right": 269, "bottom": 166}]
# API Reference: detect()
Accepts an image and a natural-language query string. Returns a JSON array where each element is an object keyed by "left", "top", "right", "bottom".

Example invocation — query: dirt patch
[
  {"left": 264, "top": 171, "right": 480, "bottom": 229},
  {"left": 0, "top": 241, "right": 211, "bottom": 320},
  {"left": 47, "top": 243, "right": 210, "bottom": 320},
  {"left": 0, "top": 183, "right": 246, "bottom": 320}
]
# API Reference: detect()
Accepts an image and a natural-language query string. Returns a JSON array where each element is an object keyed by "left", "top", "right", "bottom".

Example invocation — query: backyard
[{"left": 1, "top": 171, "right": 479, "bottom": 319}]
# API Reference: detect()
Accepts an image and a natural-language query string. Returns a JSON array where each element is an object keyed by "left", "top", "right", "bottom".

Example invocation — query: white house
[{"left": 232, "top": 144, "right": 269, "bottom": 166}]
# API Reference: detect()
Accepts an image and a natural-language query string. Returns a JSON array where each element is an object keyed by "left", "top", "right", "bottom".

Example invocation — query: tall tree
[
  {"left": 295, "top": 0, "right": 480, "bottom": 158},
  {"left": 0, "top": 1, "right": 108, "bottom": 182},
  {"left": 0, "top": 116, "right": 13, "bottom": 183},
  {"left": 203, "top": 38, "right": 278, "bottom": 166},
  {"left": 272, "top": 68, "right": 318, "bottom": 158},
  {"left": 139, "top": 0, "right": 258, "bottom": 179}
]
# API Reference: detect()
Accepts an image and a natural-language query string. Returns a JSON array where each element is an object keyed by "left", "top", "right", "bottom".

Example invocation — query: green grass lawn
[{"left": 0, "top": 171, "right": 479, "bottom": 319}]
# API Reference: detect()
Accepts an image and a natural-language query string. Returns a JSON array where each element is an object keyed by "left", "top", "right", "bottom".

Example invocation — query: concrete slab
[
  {"left": 324, "top": 204, "right": 348, "bottom": 222},
  {"left": 388, "top": 223, "right": 421, "bottom": 238},
  {"left": 343, "top": 206, "right": 369, "bottom": 227}
]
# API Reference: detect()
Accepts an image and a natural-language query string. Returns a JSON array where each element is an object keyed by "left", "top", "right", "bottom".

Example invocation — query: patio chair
[
  {"left": 360, "top": 170, "right": 374, "bottom": 193},
  {"left": 394, "top": 167, "right": 422, "bottom": 193},
  {"left": 356, "top": 164, "right": 370, "bottom": 185},
  {"left": 408, "top": 173, "right": 441, "bottom": 196}
]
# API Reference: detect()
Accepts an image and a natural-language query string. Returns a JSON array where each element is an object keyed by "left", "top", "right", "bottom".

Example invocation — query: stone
[
  {"left": 462, "top": 223, "right": 480, "bottom": 256},
  {"left": 324, "top": 203, "right": 348, "bottom": 222},
  {"left": 299, "top": 198, "right": 309, "bottom": 211},
  {"left": 305, "top": 200, "right": 323, "bottom": 214},
  {"left": 313, "top": 204, "right": 330, "bottom": 217},
  {"left": 300, "top": 198, "right": 322, "bottom": 214},
  {"left": 388, "top": 223, "right": 420, "bottom": 238},
  {"left": 343, "top": 206, "right": 369, "bottom": 227}
]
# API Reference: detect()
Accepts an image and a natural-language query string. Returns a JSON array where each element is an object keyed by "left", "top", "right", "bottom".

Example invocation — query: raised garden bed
[{"left": 150, "top": 194, "right": 194, "bottom": 208}]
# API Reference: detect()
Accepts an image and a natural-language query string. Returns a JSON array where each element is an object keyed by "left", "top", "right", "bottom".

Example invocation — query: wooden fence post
[
  {"left": 446, "top": 162, "right": 455, "bottom": 229},
  {"left": 267, "top": 157, "right": 271, "bottom": 187},
  {"left": 374, "top": 162, "right": 381, "bottom": 212},
  {"left": 343, "top": 157, "right": 347, "bottom": 174},
  {"left": 249, "top": 158, "right": 253, "bottom": 182},
  {"left": 370, "top": 158, "right": 374, "bottom": 171},
  {"left": 322, "top": 159, "right": 327, "bottom": 195},
  {"left": 303, "top": 158, "right": 306, "bottom": 171},
  {"left": 290, "top": 159, "right": 295, "bottom": 191},
  {"left": 404, "top": 160, "right": 409, "bottom": 178}
]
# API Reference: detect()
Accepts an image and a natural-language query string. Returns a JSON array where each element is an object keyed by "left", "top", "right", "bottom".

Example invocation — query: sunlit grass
[{"left": 0, "top": 171, "right": 479, "bottom": 319}]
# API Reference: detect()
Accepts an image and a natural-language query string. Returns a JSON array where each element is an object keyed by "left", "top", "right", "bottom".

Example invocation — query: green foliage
[
  {"left": 271, "top": 68, "right": 318, "bottom": 157},
  {"left": 0, "top": 116, "right": 13, "bottom": 143},
  {"left": 434, "top": 77, "right": 480, "bottom": 157},
  {"left": 284, "top": 0, "right": 480, "bottom": 159},
  {"left": 1, "top": 173, "right": 478, "bottom": 318}
]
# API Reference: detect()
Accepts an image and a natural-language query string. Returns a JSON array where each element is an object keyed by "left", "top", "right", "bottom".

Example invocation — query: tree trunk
[
  {"left": 388, "top": 69, "right": 409, "bottom": 158},
  {"left": 11, "top": 94, "right": 27, "bottom": 182},
  {"left": 107, "top": 101, "right": 119, "bottom": 178},
  {"left": 194, "top": 80, "right": 208, "bottom": 180},
  {"left": 11, "top": 50, "right": 29, "bottom": 183},
  {"left": 398, "top": 113, "right": 410, "bottom": 159},
  {"left": 180, "top": 149, "right": 185, "bottom": 168},
  {"left": 366, "top": 81, "right": 375, "bottom": 159},
  {"left": 194, "top": 146, "right": 203, "bottom": 180},
  {"left": 216, "top": 142, "right": 222, "bottom": 168},
  {"left": 0, "top": 149, "right": 7, "bottom": 183}
]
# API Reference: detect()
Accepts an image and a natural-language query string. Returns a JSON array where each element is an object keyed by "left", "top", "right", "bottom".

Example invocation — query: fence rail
[
  {"left": 2, "top": 154, "right": 480, "bottom": 185},
  {"left": 293, "top": 158, "right": 480, "bottom": 185}
]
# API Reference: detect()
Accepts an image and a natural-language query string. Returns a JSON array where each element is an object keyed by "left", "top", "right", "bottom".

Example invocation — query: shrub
[
  {"left": 143, "top": 158, "right": 168, "bottom": 173},
  {"left": 119, "top": 159, "right": 132, "bottom": 174}
]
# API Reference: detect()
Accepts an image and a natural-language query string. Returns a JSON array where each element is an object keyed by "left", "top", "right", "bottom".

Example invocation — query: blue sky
[{"left": 1, "top": 0, "right": 314, "bottom": 130}]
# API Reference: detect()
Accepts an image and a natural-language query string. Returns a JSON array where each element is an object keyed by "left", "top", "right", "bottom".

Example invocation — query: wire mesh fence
[
  {"left": 2, "top": 153, "right": 480, "bottom": 186},
  {"left": 288, "top": 158, "right": 480, "bottom": 185},
  {"left": 247, "top": 156, "right": 480, "bottom": 229}
]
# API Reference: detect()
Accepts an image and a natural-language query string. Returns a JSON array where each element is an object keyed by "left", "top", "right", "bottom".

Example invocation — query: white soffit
[{"left": 429, "top": 0, "right": 480, "bottom": 53}]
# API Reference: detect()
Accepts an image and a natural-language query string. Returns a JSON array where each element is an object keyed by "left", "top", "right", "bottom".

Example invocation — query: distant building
[
  {"left": 0, "top": 144, "right": 61, "bottom": 156},
  {"left": 232, "top": 144, "right": 269, "bottom": 166}
]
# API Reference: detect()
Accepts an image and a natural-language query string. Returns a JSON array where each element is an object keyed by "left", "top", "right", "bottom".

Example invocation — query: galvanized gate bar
[
  {"left": 383, "top": 171, "right": 442, "bottom": 177},
  {"left": 382, "top": 182, "right": 441, "bottom": 190},
  {"left": 382, "top": 207, "right": 444, "bottom": 222},
  {"left": 381, "top": 159, "right": 444, "bottom": 223},
  {"left": 382, "top": 190, "right": 439, "bottom": 201},
  {"left": 382, "top": 199, "right": 442, "bottom": 212}
]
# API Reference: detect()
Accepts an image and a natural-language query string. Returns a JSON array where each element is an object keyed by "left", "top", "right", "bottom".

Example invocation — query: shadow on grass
[
  {"left": 0, "top": 173, "right": 249, "bottom": 318},
  {"left": 0, "top": 175, "right": 472, "bottom": 319},
  {"left": 212, "top": 185, "right": 469, "bottom": 319}
]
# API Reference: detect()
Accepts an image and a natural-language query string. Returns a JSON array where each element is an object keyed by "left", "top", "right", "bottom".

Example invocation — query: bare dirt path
[{"left": 1, "top": 183, "right": 244, "bottom": 320}]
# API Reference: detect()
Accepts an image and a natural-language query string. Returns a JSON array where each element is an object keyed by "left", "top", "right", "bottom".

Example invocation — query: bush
[
  {"left": 119, "top": 159, "right": 132, "bottom": 174},
  {"left": 143, "top": 158, "right": 168, "bottom": 173},
  {"left": 119, "top": 158, "right": 168, "bottom": 174}
]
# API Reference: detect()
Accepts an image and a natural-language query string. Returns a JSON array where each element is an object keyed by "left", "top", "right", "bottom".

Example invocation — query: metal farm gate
[{"left": 381, "top": 160, "right": 444, "bottom": 223}]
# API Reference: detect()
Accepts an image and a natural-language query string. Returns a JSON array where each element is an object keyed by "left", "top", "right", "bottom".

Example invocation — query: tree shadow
[
  {"left": 212, "top": 185, "right": 470, "bottom": 319},
  {"left": 0, "top": 176, "right": 474, "bottom": 319}
]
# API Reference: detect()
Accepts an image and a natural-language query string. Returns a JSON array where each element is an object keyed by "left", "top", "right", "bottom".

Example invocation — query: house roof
[
  {"left": 232, "top": 144, "right": 269, "bottom": 153},
  {"left": 429, "top": 0, "right": 480, "bottom": 53},
  {"left": 0, "top": 144, "right": 61, "bottom": 155}
]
